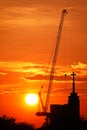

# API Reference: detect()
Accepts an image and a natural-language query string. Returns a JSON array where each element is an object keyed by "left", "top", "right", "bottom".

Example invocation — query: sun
[{"left": 25, "top": 93, "right": 38, "bottom": 106}]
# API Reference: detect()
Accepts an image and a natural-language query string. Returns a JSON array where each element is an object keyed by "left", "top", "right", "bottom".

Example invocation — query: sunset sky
[{"left": 0, "top": 0, "right": 87, "bottom": 128}]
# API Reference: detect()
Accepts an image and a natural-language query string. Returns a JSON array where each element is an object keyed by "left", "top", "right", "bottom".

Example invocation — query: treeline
[{"left": 0, "top": 115, "right": 34, "bottom": 130}]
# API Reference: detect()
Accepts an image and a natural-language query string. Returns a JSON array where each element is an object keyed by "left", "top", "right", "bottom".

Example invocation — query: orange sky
[{"left": 0, "top": 0, "right": 87, "bottom": 128}]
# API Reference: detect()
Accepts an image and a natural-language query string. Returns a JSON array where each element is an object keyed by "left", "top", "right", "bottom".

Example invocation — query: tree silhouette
[
  {"left": 0, "top": 115, "right": 34, "bottom": 130},
  {"left": 16, "top": 121, "right": 34, "bottom": 130}
]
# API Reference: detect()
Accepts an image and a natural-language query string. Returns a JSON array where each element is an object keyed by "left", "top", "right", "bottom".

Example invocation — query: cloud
[
  {"left": 0, "top": 61, "right": 87, "bottom": 83},
  {"left": 0, "top": 84, "right": 32, "bottom": 95},
  {"left": 0, "top": 6, "right": 39, "bottom": 27},
  {"left": 0, "top": 71, "right": 7, "bottom": 75},
  {"left": 0, "top": 61, "right": 87, "bottom": 96},
  {"left": 2, "top": 0, "right": 83, "bottom": 27},
  {"left": 71, "top": 62, "right": 87, "bottom": 69},
  {"left": 70, "top": 62, "right": 87, "bottom": 79}
]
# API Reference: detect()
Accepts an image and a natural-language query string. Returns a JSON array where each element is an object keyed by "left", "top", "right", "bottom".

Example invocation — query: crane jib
[
  {"left": 36, "top": 9, "right": 68, "bottom": 117},
  {"left": 45, "top": 9, "right": 67, "bottom": 112}
]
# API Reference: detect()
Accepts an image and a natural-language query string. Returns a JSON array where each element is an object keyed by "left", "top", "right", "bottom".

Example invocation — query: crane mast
[{"left": 45, "top": 9, "right": 67, "bottom": 112}]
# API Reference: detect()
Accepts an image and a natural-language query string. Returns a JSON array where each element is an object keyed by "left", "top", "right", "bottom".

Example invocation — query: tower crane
[{"left": 36, "top": 9, "right": 67, "bottom": 117}]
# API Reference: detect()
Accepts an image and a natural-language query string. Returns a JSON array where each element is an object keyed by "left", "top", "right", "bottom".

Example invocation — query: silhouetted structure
[
  {"left": 50, "top": 72, "right": 80, "bottom": 129},
  {"left": 0, "top": 115, "right": 34, "bottom": 130}
]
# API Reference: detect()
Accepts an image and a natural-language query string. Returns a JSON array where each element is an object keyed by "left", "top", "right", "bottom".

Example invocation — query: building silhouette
[{"left": 50, "top": 72, "right": 80, "bottom": 129}]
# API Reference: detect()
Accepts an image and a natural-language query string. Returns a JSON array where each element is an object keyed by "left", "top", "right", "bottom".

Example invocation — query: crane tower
[
  {"left": 45, "top": 9, "right": 67, "bottom": 113},
  {"left": 36, "top": 9, "right": 67, "bottom": 116}
]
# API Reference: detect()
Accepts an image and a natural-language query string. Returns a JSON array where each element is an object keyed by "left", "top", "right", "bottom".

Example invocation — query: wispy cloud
[
  {"left": 0, "top": 71, "right": 7, "bottom": 75},
  {"left": 0, "top": 61, "right": 87, "bottom": 81},
  {"left": 0, "top": 6, "right": 39, "bottom": 27},
  {"left": 0, "top": 61, "right": 87, "bottom": 95},
  {"left": 71, "top": 62, "right": 87, "bottom": 69}
]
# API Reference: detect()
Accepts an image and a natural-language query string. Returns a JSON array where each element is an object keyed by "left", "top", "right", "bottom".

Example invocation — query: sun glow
[{"left": 25, "top": 93, "right": 38, "bottom": 106}]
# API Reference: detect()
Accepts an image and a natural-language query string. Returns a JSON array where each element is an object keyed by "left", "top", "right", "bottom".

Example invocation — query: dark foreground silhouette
[
  {"left": 36, "top": 118, "right": 87, "bottom": 130},
  {"left": 0, "top": 115, "right": 87, "bottom": 130},
  {"left": 0, "top": 115, "right": 34, "bottom": 130}
]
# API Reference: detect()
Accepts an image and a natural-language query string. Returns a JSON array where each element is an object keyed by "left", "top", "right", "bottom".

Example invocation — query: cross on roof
[{"left": 71, "top": 72, "right": 76, "bottom": 93}]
